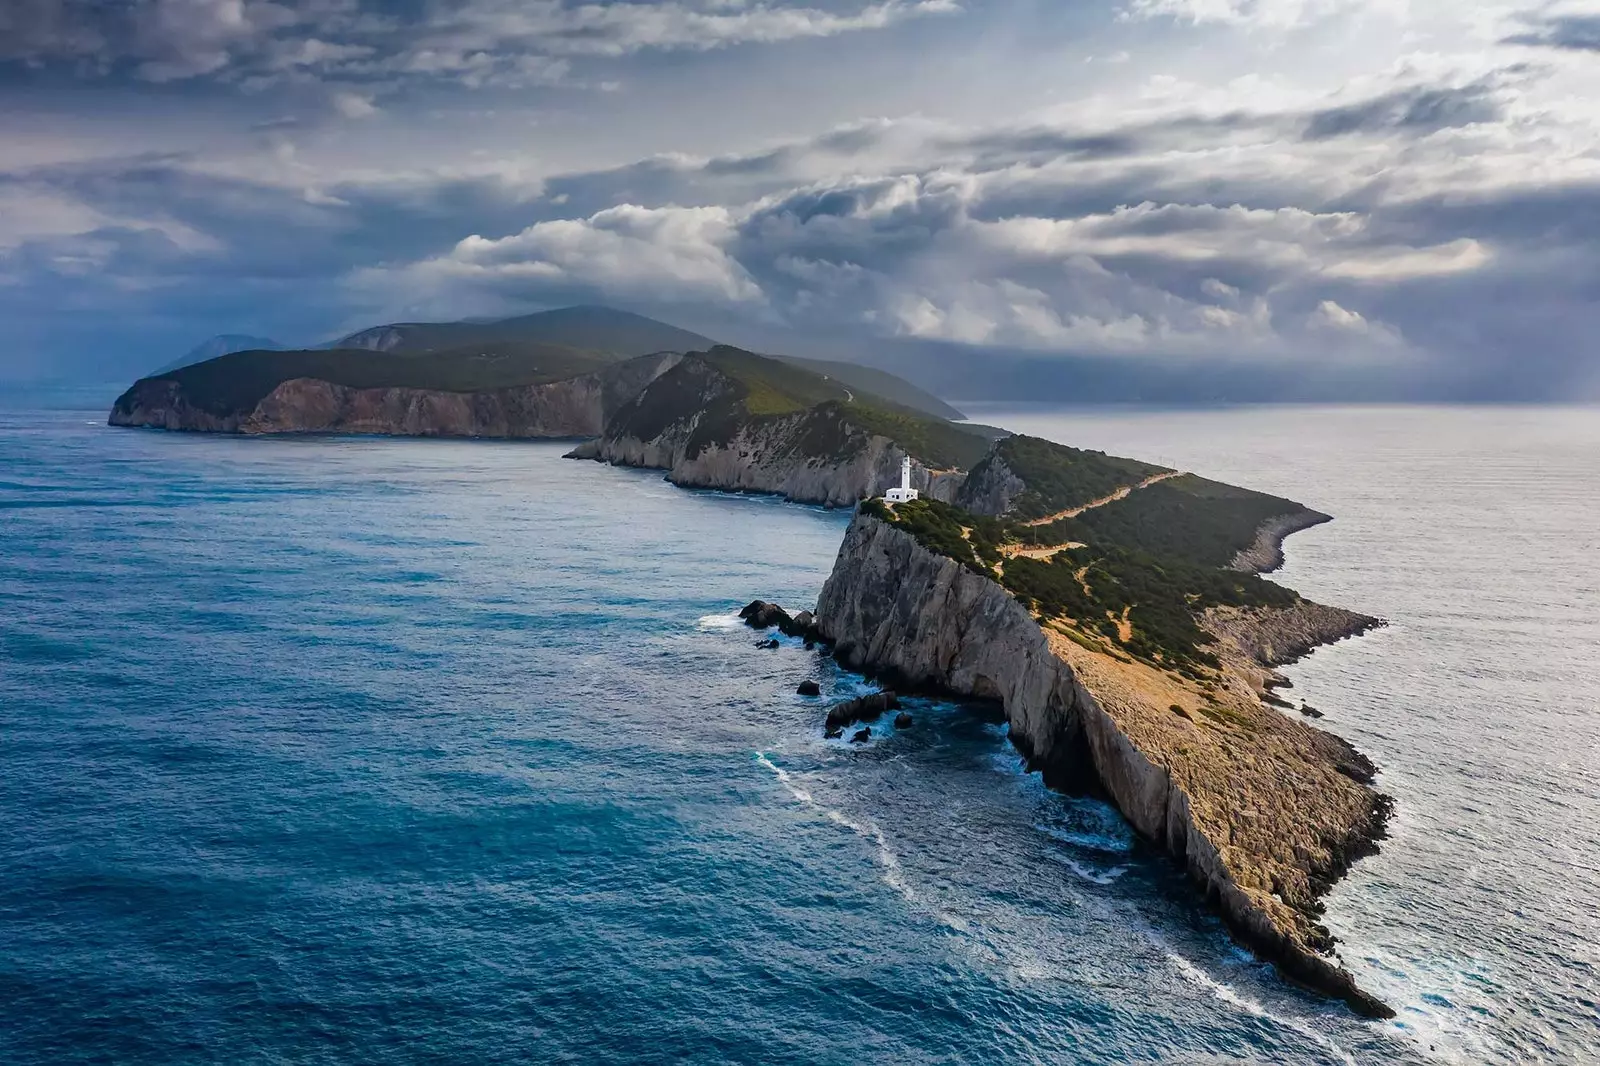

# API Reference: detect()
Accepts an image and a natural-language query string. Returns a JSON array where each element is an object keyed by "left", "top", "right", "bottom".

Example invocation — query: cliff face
[
  {"left": 956, "top": 451, "right": 1027, "bottom": 516},
  {"left": 108, "top": 353, "right": 679, "bottom": 438},
  {"left": 816, "top": 513, "right": 1392, "bottom": 1017},
  {"left": 572, "top": 414, "right": 965, "bottom": 508},
  {"left": 569, "top": 356, "right": 967, "bottom": 507}
]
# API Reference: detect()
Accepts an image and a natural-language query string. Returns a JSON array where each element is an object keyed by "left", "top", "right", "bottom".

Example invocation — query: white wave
[
  {"left": 1045, "top": 852, "right": 1129, "bottom": 886},
  {"left": 1164, "top": 950, "right": 1358, "bottom": 1066},
  {"left": 1034, "top": 821, "right": 1134, "bottom": 855},
  {"left": 696, "top": 611, "right": 744, "bottom": 632},
  {"left": 755, "top": 751, "right": 918, "bottom": 906}
]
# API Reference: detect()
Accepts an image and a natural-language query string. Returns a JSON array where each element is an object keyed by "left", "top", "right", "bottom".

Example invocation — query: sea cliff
[
  {"left": 570, "top": 412, "right": 965, "bottom": 507},
  {"left": 815, "top": 512, "right": 1392, "bottom": 1017},
  {"left": 566, "top": 349, "right": 979, "bottom": 507},
  {"left": 108, "top": 353, "right": 680, "bottom": 438}
]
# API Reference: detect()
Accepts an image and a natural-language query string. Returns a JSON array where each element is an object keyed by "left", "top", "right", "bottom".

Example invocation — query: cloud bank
[{"left": 3, "top": 0, "right": 1600, "bottom": 400}]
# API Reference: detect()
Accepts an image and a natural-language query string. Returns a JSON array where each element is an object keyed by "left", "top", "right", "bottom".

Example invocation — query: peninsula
[
  {"left": 809, "top": 436, "right": 1391, "bottom": 1016},
  {"left": 107, "top": 306, "right": 1391, "bottom": 1014}
]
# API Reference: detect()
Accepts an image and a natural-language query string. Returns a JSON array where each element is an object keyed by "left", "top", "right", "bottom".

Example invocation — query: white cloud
[
  {"left": 331, "top": 90, "right": 379, "bottom": 119},
  {"left": 361, "top": 203, "right": 764, "bottom": 311}
]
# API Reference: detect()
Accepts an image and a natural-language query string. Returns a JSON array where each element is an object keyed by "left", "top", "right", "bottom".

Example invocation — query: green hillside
[
  {"left": 865, "top": 442, "right": 1316, "bottom": 672},
  {"left": 604, "top": 346, "right": 995, "bottom": 470},
  {"left": 983, "top": 435, "right": 1171, "bottom": 520},
  {"left": 331, "top": 305, "right": 714, "bottom": 357},
  {"left": 774, "top": 354, "right": 965, "bottom": 420}
]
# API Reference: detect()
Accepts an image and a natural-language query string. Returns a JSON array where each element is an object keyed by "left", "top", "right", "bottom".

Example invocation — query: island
[{"left": 107, "top": 305, "right": 1392, "bottom": 1015}]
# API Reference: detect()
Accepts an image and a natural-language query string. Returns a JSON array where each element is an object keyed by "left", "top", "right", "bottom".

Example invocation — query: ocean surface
[{"left": 2, "top": 392, "right": 1595, "bottom": 1065}]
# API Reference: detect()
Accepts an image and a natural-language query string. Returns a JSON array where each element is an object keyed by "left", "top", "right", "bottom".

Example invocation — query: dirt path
[
  {"left": 999, "top": 543, "right": 1085, "bottom": 561},
  {"left": 1020, "top": 469, "right": 1184, "bottom": 528}
]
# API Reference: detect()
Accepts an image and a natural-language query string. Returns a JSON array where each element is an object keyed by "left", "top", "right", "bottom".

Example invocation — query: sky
[{"left": 3, "top": 0, "right": 1600, "bottom": 398}]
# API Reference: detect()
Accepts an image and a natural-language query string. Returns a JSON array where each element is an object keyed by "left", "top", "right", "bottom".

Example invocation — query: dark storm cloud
[
  {"left": 1504, "top": 14, "right": 1600, "bottom": 52},
  {"left": 1303, "top": 78, "right": 1511, "bottom": 140},
  {"left": 0, "top": 0, "right": 959, "bottom": 87}
]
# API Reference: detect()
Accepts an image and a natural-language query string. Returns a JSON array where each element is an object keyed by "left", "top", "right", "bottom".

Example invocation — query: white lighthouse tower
[{"left": 884, "top": 456, "right": 920, "bottom": 504}]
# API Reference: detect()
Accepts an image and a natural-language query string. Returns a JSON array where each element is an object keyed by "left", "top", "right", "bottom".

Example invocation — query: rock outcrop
[
  {"left": 824, "top": 691, "right": 901, "bottom": 730},
  {"left": 109, "top": 353, "right": 680, "bottom": 438},
  {"left": 816, "top": 512, "right": 1393, "bottom": 1018},
  {"left": 956, "top": 450, "right": 1028, "bottom": 516},
  {"left": 1204, "top": 601, "right": 1383, "bottom": 669}
]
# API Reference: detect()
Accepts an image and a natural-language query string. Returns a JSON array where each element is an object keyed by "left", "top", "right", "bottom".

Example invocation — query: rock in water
[
  {"left": 850, "top": 728, "right": 871, "bottom": 744},
  {"left": 894, "top": 712, "right": 914, "bottom": 729},
  {"left": 1300, "top": 703, "right": 1325, "bottom": 719},
  {"left": 825, "top": 726, "right": 844, "bottom": 739},
  {"left": 797, "top": 680, "right": 822, "bottom": 697},
  {"left": 825, "top": 691, "right": 900, "bottom": 730},
  {"left": 741, "top": 600, "right": 794, "bottom": 632},
  {"left": 755, "top": 637, "right": 780, "bottom": 650}
]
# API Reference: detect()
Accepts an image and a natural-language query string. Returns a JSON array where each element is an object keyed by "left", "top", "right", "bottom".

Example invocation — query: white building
[{"left": 884, "top": 456, "right": 920, "bottom": 503}]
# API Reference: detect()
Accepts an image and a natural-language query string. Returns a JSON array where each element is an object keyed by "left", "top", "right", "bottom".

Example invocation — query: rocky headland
[
  {"left": 812, "top": 510, "right": 1392, "bottom": 1017},
  {"left": 109, "top": 351, "right": 680, "bottom": 438},
  {"left": 568, "top": 346, "right": 989, "bottom": 507}
]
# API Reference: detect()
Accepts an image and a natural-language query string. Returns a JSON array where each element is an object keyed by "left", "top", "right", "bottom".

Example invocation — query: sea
[{"left": 1, "top": 390, "right": 1596, "bottom": 1065}]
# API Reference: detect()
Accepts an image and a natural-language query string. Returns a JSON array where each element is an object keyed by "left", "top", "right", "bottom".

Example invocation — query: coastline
[
  {"left": 809, "top": 508, "right": 1395, "bottom": 1017},
  {"left": 1229, "top": 508, "right": 1333, "bottom": 574}
]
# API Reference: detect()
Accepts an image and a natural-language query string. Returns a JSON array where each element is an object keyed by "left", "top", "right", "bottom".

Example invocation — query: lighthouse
[{"left": 884, "top": 455, "right": 920, "bottom": 504}]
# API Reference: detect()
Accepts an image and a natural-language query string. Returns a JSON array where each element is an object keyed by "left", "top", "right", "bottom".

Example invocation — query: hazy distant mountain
[
  {"left": 330, "top": 305, "right": 716, "bottom": 358},
  {"left": 152, "top": 335, "right": 284, "bottom": 375},
  {"left": 771, "top": 355, "right": 964, "bottom": 421},
  {"left": 327, "top": 306, "right": 967, "bottom": 419}
]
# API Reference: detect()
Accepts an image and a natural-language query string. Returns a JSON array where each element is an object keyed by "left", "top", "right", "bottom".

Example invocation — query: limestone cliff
[
  {"left": 571, "top": 408, "right": 965, "bottom": 508},
  {"left": 816, "top": 512, "right": 1392, "bottom": 1017},
  {"left": 568, "top": 349, "right": 978, "bottom": 508},
  {"left": 955, "top": 450, "right": 1027, "bottom": 516},
  {"left": 108, "top": 353, "right": 679, "bottom": 438}
]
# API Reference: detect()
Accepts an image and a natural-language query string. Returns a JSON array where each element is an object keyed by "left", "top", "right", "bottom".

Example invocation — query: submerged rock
[
  {"left": 1300, "top": 703, "right": 1325, "bottom": 719},
  {"left": 755, "top": 637, "right": 780, "bottom": 650},
  {"left": 797, "top": 680, "right": 822, "bottom": 697},
  {"left": 825, "top": 726, "right": 843, "bottom": 739},
  {"left": 825, "top": 691, "right": 900, "bottom": 730},
  {"left": 850, "top": 727, "right": 871, "bottom": 744},
  {"left": 893, "top": 712, "right": 914, "bottom": 729}
]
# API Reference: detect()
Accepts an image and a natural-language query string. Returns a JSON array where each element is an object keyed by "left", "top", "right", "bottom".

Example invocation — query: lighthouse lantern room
[{"left": 884, "top": 456, "right": 920, "bottom": 504}]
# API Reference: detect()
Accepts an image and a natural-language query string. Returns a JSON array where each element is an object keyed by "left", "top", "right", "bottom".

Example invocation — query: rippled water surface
[
  {"left": 968, "top": 403, "right": 1600, "bottom": 1063},
  {"left": 2, "top": 393, "right": 1593, "bottom": 1064}
]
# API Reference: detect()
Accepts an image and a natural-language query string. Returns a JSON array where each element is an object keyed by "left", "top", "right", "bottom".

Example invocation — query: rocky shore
[
  {"left": 1229, "top": 508, "right": 1333, "bottom": 574},
  {"left": 812, "top": 511, "right": 1394, "bottom": 1017}
]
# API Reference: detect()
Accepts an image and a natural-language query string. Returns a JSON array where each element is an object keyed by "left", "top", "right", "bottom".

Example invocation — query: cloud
[
  {"left": 1504, "top": 13, "right": 1600, "bottom": 52},
  {"left": 1303, "top": 78, "right": 1510, "bottom": 139},
  {"left": 352, "top": 203, "right": 764, "bottom": 313},
  {"left": 330, "top": 90, "right": 379, "bottom": 118},
  {"left": 1121, "top": 0, "right": 1394, "bottom": 30},
  {"left": 0, "top": 0, "right": 962, "bottom": 88}
]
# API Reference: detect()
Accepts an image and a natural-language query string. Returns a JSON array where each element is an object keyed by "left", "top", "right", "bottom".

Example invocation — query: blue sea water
[{"left": 1, "top": 392, "right": 1594, "bottom": 1064}]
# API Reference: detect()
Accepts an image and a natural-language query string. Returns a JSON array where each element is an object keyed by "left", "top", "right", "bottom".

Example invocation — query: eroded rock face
[
  {"left": 108, "top": 353, "right": 681, "bottom": 438},
  {"left": 816, "top": 512, "right": 1393, "bottom": 1018},
  {"left": 573, "top": 412, "right": 965, "bottom": 508},
  {"left": 956, "top": 452, "right": 1027, "bottom": 516}
]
